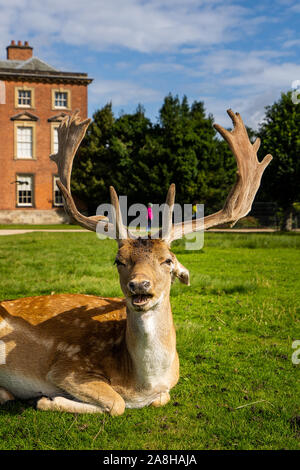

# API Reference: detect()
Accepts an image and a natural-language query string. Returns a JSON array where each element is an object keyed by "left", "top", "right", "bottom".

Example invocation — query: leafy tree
[
  {"left": 157, "top": 94, "right": 199, "bottom": 204},
  {"left": 71, "top": 103, "right": 115, "bottom": 212},
  {"left": 257, "top": 91, "right": 300, "bottom": 230},
  {"left": 158, "top": 95, "right": 237, "bottom": 211},
  {"left": 110, "top": 104, "right": 153, "bottom": 204},
  {"left": 71, "top": 95, "right": 246, "bottom": 217},
  {"left": 72, "top": 103, "right": 154, "bottom": 209}
]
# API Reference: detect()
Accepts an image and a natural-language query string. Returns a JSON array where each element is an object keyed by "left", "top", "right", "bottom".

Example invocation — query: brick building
[{"left": 0, "top": 40, "right": 92, "bottom": 223}]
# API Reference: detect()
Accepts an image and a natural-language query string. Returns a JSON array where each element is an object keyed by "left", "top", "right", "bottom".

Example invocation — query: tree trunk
[{"left": 282, "top": 207, "right": 293, "bottom": 231}]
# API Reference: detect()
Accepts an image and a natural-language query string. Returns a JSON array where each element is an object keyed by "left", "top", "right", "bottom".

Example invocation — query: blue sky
[{"left": 1, "top": 0, "right": 299, "bottom": 128}]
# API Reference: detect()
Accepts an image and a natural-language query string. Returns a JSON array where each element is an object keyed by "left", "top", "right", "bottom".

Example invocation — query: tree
[
  {"left": 71, "top": 103, "right": 115, "bottom": 212},
  {"left": 158, "top": 95, "right": 237, "bottom": 211},
  {"left": 157, "top": 94, "right": 199, "bottom": 204},
  {"left": 110, "top": 104, "right": 153, "bottom": 205},
  {"left": 257, "top": 91, "right": 300, "bottom": 230},
  {"left": 72, "top": 103, "right": 154, "bottom": 209},
  {"left": 71, "top": 95, "right": 245, "bottom": 216}
]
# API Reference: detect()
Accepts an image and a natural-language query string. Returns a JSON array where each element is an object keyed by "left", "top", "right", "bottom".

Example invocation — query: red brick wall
[
  {"left": 0, "top": 80, "right": 88, "bottom": 211},
  {"left": 7, "top": 45, "right": 33, "bottom": 61}
]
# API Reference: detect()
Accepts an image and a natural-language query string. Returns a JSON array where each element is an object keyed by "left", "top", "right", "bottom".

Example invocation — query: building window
[
  {"left": 0, "top": 81, "right": 5, "bottom": 105},
  {"left": 15, "top": 87, "right": 34, "bottom": 108},
  {"left": 50, "top": 124, "right": 59, "bottom": 154},
  {"left": 54, "top": 91, "right": 68, "bottom": 108},
  {"left": 53, "top": 127, "right": 59, "bottom": 153},
  {"left": 17, "top": 126, "right": 33, "bottom": 158},
  {"left": 52, "top": 89, "right": 70, "bottom": 109},
  {"left": 17, "top": 127, "right": 33, "bottom": 158},
  {"left": 53, "top": 176, "right": 63, "bottom": 206},
  {"left": 18, "top": 90, "right": 31, "bottom": 107},
  {"left": 14, "top": 122, "right": 36, "bottom": 159},
  {"left": 55, "top": 92, "right": 67, "bottom": 108},
  {"left": 17, "top": 175, "right": 33, "bottom": 207}
]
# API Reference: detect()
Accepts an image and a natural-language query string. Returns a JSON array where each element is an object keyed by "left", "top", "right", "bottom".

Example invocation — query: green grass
[
  {"left": 0, "top": 232, "right": 299, "bottom": 450},
  {"left": 0, "top": 224, "right": 82, "bottom": 230}
]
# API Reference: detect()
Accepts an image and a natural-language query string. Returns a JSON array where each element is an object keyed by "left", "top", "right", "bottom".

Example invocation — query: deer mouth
[{"left": 131, "top": 294, "right": 153, "bottom": 307}]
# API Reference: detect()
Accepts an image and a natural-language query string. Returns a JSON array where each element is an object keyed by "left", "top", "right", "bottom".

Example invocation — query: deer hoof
[
  {"left": 36, "top": 396, "right": 52, "bottom": 411},
  {"left": 109, "top": 396, "right": 126, "bottom": 416},
  {"left": 151, "top": 392, "right": 170, "bottom": 407}
]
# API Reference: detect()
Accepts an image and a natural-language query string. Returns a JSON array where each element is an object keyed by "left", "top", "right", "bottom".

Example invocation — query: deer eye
[
  {"left": 162, "top": 258, "right": 173, "bottom": 266},
  {"left": 114, "top": 258, "right": 125, "bottom": 267}
]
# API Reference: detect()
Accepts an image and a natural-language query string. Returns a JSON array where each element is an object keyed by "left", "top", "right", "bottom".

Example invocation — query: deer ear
[{"left": 172, "top": 259, "right": 190, "bottom": 286}]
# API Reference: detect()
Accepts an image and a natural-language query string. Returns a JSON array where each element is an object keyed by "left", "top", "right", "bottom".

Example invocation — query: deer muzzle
[{"left": 127, "top": 280, "right": 153, "bottom": 308}]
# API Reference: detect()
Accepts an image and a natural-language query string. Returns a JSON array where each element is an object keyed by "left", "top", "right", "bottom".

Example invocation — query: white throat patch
[{"left": 127, "top": 294, "right": 174, "bottom": 390}]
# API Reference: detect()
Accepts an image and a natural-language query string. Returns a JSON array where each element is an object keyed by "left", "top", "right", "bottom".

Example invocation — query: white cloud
[
  {"left": 283, "top": 39, "right": 300, "bottom": 48},
  {"left": 0, "top": 0, "right": 298, "bottom": 131},
  {"left": 197, "top": 49, "right": 300, "bottom": 90},
  {"left": 137, "top": 62, "right": 186, "bottom": 73},
  {"left": 0, "top": 0, "right": 254, "bottom": 54},
  {"left": 223, "top": 62, "right": 300, "bottom": 88},
  {"left": 195, "top": 48, "right": 298, "bottom": 88},
  {"left": 290, "top": 2, "right": 300, "bottom": 12},
  {"left": 182, "top": 48, "right": 298, "bottom": 129},
  {"left": 90, "top": 79, "right": 162, "bottom": 107},
  {"left": 202, "top": 87, "right": 283, "bottom": 132}
]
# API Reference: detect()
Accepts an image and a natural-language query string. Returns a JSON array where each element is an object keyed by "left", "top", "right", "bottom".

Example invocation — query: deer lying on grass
[{"left": 0, "top": 111, "right": 272, "bottom": 415}]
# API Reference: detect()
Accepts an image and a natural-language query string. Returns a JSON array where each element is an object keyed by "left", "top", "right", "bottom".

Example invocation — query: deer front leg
[
  {"left": 42, "top": 363, "right": 125, "bottom": 416},
  {"left": 0, "top": 387, "right": 15, "bottom": 405},
  {"left": 37, "top": 396, "right": 113, "bottom": 414},
  {"left": 37, "top": 381, "right": 125, "bottom": 416}
]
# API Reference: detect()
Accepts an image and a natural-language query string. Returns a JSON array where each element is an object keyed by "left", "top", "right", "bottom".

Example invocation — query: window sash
[
  {"left": 17, "top": 127, "right": 33, "bottom": 158},
  {"left": 0, "top": 81, "right": 5, "bottom": 105},
  {"left": 17, "top": 175, "right": 33, "bottom": 206},
  {"left": 54, "top": 92, "right": 68, "bottom": 108},
  {"left": 53, "top": 127, "right": 59, "bottom": 153},
  {"left": 18, "top": 90, "right": 31, "bottom": 106},
  {"left": 53, "top": 176, "right": 63, "bottom": 206}
]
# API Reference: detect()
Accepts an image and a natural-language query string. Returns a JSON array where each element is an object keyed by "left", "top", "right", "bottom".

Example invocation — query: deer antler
[
  {"left": 158, "top": 183, "right": 176, "bottom": 239},
  {"left": 51, "top": 111, "right": 126, "bottom": 238},
  {"left": 166, "top": 109, "right": 272, "bottom": 243}
]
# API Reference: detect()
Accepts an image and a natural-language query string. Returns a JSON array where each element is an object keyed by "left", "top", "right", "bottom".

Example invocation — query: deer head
[{"left": 115, "top": 237, "right": 190, "bottom": 312}]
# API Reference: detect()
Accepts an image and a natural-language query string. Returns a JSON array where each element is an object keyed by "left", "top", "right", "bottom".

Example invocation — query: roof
[
  {"left": 0, "top": 57, "right": 58, "bottom": 72},
  {"left": 0, "top": 56, "right": 93, "bottom": 85}
]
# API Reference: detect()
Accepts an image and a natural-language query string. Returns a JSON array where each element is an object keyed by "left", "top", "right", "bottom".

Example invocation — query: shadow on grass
[
  {"left": 171, "top": 282, "right": 257, "bottom": 298},
  {"left": 0, "top": 398, "right": 38, "bottom": 416},
  {"left": 171, "top": 232, "right": 300, "bottom": 252},
  {"left": 209, "top": 284, "right": 257, "bottom": 295}
]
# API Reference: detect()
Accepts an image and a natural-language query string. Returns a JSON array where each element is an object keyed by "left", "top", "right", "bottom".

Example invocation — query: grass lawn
[
  {"left": 0, "top": 232, "right": 299, "bottom": 450},
  {"left": 0, "top": 224, "right": 82, "bottom": 230}
]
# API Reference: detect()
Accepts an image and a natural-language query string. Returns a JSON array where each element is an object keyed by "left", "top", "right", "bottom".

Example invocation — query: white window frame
[
  {"left": 14, "top": 121, "right": 36, "bottom": 160},
  {"left": 54, "top": 92, "right": 67, "bottom": 108},
  {"left": 0, "top": 81, "right": 5, "bottom": 105},
  {"left": 50, "top": 123, "right": 59, "bottom": 154},
  {"left": 52, "top": 89, "right": 70, "bottom": 110},
  {"left": 53, "top": 176, "right": 64, "bottom": 206},
  {"left": 16, "top": 175, "right": 34, "bottom": 207},
  {"left": 17, "top": 126, "right": 33, "bottom": 159},
  {"left": 15, "top": 86, "right": 34, "bottom": 108},
  {"left": 18, "top": 89, "right": 31, "bottom": 107}
]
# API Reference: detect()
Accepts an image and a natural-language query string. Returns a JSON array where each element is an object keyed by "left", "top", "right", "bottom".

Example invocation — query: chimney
[{"left": 6, "top": 40, "right": 33, "bottom": 61}]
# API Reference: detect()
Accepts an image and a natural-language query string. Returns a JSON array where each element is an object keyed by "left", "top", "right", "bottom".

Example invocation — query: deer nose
[{"left": 128, "top": 280, "right": 151, "bottom": 293}]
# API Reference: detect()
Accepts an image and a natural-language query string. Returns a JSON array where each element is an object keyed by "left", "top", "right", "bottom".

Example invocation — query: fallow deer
[{"left": 0, "top": 110, "right": 272, "bottom": 414}]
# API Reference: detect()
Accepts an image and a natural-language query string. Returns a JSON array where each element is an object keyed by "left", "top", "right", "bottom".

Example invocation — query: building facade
[{"left": 0, "top": 40, "right": 92, "bottom": 223}]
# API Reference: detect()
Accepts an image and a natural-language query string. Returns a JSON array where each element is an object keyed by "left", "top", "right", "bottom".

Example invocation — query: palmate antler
[
  {"left": 52, "top": 110, "right": 272, "bottom": 244},
  {"left": 165, "top": 109, "right": 273, "bottom": 243},
  {"left": 50, "top": 111, "right": 127, "bottom": 238}
]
